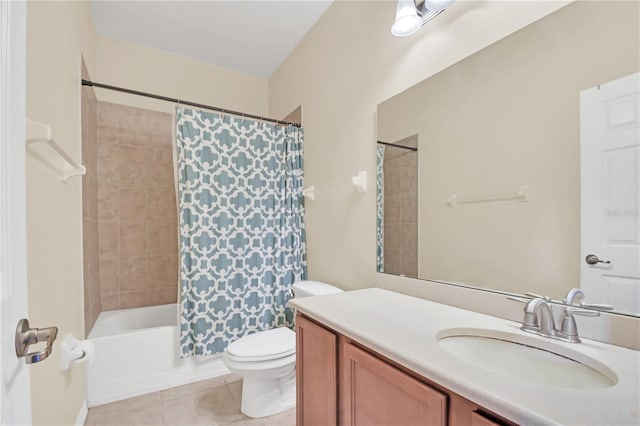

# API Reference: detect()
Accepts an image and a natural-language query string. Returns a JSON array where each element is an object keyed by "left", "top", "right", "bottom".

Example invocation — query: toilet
[{"left": 223, "top": 280, "right": 343, "bottom": 418}]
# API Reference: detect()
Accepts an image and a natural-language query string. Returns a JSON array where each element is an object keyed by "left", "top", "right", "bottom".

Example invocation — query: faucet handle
[
  {"left": 559, "top": 308, "right": 600, "bottom": 343},
  {"left": 563, "top": 288, "right": 614, "bottom": 311}
]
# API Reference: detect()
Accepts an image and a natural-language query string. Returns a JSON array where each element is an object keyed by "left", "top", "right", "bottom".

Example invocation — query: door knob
[
  {"left": 585, "top": 254, "right": 611, "bottom": 265},
  {"left": 15, "top": 319, "right": 58, "bottom": 364}
]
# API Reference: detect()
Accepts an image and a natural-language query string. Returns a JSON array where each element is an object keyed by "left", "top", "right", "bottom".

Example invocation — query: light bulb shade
[
  {"left": 423, "top": 0, "right": 456, "bottom": 12},
  {"left": 391, "top": 0, "right": 422, "bottom": 37}
]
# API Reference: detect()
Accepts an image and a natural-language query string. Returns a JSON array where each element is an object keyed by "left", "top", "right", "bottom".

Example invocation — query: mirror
[{"left": 376, "top": 1, "right": 640, "bottom": 316}]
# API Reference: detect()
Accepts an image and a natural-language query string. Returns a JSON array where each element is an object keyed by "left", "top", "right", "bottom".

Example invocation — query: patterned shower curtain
[
  {"left": 376, "top": 145, "right": 385, "bottom": 272},
  {"left": 176, "top": 107, "right": 307, "bottom": 357}
]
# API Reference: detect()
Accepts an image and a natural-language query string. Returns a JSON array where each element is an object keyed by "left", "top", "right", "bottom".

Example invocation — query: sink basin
[{"left": 437, "top": 328, "right": 617, "bottom": 389}]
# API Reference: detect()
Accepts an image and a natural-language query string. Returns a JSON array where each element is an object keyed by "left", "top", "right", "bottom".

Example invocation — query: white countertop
[{"left": 289, "top": 288, "right": 640, "bottom": 425}]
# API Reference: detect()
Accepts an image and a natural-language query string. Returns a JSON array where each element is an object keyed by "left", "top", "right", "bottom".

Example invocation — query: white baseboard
[{"left": 75, "top": 398, "right": 88, "bottom": 426}]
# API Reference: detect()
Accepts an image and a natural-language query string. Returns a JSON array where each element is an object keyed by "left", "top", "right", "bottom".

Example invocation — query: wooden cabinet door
[
  {"left": 340, "top": 340, "right": 447, "bottom": 426},
  {"left": 296, "top": 314, "right": 338, "bottom": 426}
]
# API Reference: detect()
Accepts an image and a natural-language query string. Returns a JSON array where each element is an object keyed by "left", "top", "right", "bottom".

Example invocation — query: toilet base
[{"left": 240, "top": 368, "right": 296, "bottom": 418}]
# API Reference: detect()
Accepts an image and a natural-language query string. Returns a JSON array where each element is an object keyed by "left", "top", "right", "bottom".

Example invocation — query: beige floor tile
[
  {"left": 85, "top": 377, "right": 293, "bottom": 426},
  {"left": 226, "top": 381, "right": 242, "bottom": 408},
  {"left": 266, "top": 408, "right": 296, "bottom": 426},
  {"left": 162, "top": 385, "right": 244, "bottom": 425},
  {"left": 221, "top": 408, "right": 296, "bottom": 426},
  {"left": 159, "top": 375, "right": 234, "bottom": 402},
  {"left": 85, "top": 393, "right": 163, "bottom": 426}
]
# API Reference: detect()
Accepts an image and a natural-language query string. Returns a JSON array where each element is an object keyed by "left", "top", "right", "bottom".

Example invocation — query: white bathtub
[{"left": 87, "top": 303, "right": 229, "bottom": 406}]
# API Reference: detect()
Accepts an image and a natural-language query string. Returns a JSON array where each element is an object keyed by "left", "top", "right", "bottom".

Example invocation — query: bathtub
[{"left": 87, "top": 303, "right": 229, "bottom": 406}]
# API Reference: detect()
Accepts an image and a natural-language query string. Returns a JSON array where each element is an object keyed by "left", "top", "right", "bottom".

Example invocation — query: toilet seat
[{"left": 227, "top": 327, "right": 295, "bottom": 362}]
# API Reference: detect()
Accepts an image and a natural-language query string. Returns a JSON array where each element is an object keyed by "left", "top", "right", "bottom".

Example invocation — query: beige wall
[
  {"left": 93, "top": 35, "right": 269, "bottom": 116},
  {"left": 82, "top": 63, "right": 101, "bottom": 334},
  {"left": 378, "top": 1, "right": 640, "bottom": 299},
  {"left": 97, "top": 101, "right": 178, "bottom": 311},
  {"left": 26, "top": 1, "right": 95, "bottom": 424}
]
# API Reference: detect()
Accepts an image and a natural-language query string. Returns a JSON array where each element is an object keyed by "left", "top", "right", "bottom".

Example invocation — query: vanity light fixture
[{"left": 391, "top": 0, "right": 456, "bottom": 37}]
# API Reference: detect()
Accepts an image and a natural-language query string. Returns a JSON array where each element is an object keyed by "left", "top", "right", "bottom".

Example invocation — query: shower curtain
[
  {"left": 175, "top": 107, "right": 307, "bottom": 357},
  {"left": 376, "top": 145, "right": 385, "bottom": 273}
]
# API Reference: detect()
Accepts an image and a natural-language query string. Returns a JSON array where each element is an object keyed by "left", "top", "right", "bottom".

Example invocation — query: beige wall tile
[
  {"left": 384, "top": 223, "right": 401, "bottom": 250},
  {"left": 147, "top": 255, "right": 178, "bottom": 288},
  {"left": 119, "top": 221, "right": 146, "bottom": 256},
  {"left": 119, "top": 287, "right": 176, "bottom": 309},
  {"left": 90, "top": 260, "right": 101, "bottom": 325},
  {"left": 84, "top": 219, "right": 99, "bottom": 265},
  {"left": 100, "top": 292, "right": 120, "bottom": 312},
  {"left": 146, "top": 221, "right": 177, "bottom": 256},
  {"left": 146, "top": 146, "right": 174, "bottom": 186},
  {"left": 146, "top": 187, "right": 176, "bottom": 222},
  {"left": 384, "top": 197, "right": 400, "bottom": 225},
  {"left": 147, "top": 111, "right": 173, "bottom": 146},
  {"left": 400, "top": 195, "right": 416, "bottom": 224},
  {"left": 118, "top": 145, "right": 146, "bottom": 183},
  {"left": 97, "top": 101, "right": 119, "bottom": 133},
  {"left": 119, "top": 106, "right": 150, "bottom": 146},
  {"left": 96, "top": 101, "right": 178, "bottom": 309},
  {"left": 97, "top": 126, "right": 118, "bottom": 146},
  {"left": 89, "top": 174, "right": 99, "bottom": 221},
  {"left": 99, "top": 221, "right": 119, "bottom": 258},
  {"left": 98, "top": 184, "right": 118, "bottom": 222},
  {"left": 83, "top": 263, "right": 93, "bottom": 330},
  {"left": 82, "top": 174, "right": 90, "bottom": 220},
  {"left": 119, "top": 186, "right": 146, "bottom": 222},
  {"left": 119, "top": 256, "right": 147, "bottom": 291},
  {"left": 83, "top": 84, "right": 102, "bottom": 336},
  {"left": 98, "top": 143, "right": 119, "bottom": 183},
  {"left": 99, "top": 257, "right": 119, "bottom": 293}
]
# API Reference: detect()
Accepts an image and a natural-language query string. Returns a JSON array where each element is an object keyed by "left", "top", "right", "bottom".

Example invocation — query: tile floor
[{"left": 85, "top": 375, "right": 296, "bottom": 426}]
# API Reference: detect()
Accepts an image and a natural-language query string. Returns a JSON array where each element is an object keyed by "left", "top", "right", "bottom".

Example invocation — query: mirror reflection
[{"left": 376, "top": 1, "right": 640, "bottom": 316}]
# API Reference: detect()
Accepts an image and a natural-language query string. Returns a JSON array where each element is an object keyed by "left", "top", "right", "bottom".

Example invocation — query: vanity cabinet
[
  {"left": 296, "top": 313, "right": 515, "bottom": 426},
  {"left": 296, "top": 314, "right": 338, "bottom": 426},
  {"left": 340, "top": 339, "right": 447, "bottom": 425}
]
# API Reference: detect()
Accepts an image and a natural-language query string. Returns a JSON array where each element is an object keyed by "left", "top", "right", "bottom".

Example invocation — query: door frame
[{"left": 0, "top": 0, "right": 32, "bottom": 424}]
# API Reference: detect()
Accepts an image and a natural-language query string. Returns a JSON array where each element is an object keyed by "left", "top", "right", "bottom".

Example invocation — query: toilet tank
[{"left": 292, "top": 280, "right": 343, "bottom": 298}]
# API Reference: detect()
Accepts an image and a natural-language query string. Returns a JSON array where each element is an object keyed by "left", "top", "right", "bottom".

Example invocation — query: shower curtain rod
[
  {"left": 81, "top": 79, "right": 301, "bottom": 128},
  {"left": 377, "top": 140, "right": 418, "bottom": 151}
]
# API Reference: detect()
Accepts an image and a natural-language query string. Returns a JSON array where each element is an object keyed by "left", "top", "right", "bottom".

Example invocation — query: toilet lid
[{"left": 227, "top": 327, "right": 295, "bottom": 360}]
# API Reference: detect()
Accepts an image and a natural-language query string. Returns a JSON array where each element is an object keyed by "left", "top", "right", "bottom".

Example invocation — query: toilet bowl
[{"left": 222, "top": 280, "right": 343, "bottom": 418}]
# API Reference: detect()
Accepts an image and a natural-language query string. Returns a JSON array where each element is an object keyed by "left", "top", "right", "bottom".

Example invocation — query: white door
[
  {"left": 0, "top": 1, "right": 32, "bottom": 425},
  {"left": 580, "top": 72, "right": 640, "bottom": 314}
]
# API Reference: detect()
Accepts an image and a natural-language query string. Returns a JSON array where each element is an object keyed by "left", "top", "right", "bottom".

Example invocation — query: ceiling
[{"left": 90, "top": 1, "right": 333, "bottom": 78}]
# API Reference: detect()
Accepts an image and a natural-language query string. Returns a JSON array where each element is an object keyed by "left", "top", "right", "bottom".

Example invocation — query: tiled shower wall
[
  {"left": 81, "top": 69, "right": 101, "bottom": 334},
  {"left": 97, "top": 102, "right": 178, "bottom": 310},
  {"left": 383, "top": 136, "right": 418, "bottom": 277}
]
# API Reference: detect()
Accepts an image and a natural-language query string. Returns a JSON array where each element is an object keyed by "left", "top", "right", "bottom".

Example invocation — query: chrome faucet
[
  {"left": 509, "top": 293, "right": 605, "bottom": 343},
  {"left": 521, "top": 297, "right": 557, "bottom": 338}
]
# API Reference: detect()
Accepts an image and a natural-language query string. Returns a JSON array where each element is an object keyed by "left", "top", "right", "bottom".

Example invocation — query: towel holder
[
  {"left": 26, "top": 118, "right": 86, "bottom": 182},
  {"left": 447, "top": 185, "right": 529, "bottom": 207}
]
